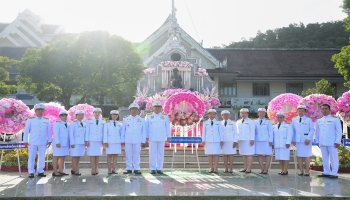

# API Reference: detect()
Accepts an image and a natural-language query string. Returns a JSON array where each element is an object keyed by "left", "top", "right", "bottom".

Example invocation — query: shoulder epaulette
[
  {"left": 74, "top": 119, "right": 77, "bottom": 122},
  {"left": 56, "top": 121, "right": 60, "bottom": 122},
  {"left": 29, "top": 117, "right": 35, "bottom": 119},
  {"left": 44, "top": 117, "right": 49, "bottom": 119},
  {"left": 88, "top": 118, "right": 93, "bottom": 120},
  {"left": 124, "top": 115, "right": 130, "bottom": 118}
]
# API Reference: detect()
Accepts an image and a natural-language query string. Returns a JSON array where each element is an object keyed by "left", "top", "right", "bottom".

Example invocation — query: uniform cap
[
  {"left": 240, "top": 108, "right": 249, "bottom": 113},
  {"left": 276, "top": 112, "right": 285, "bottom": 117},
  {"left": 93, "top": 108, "right": 102, "bottom": 112},
  {"left": 221, "top": 110, "right": 230, "bottom": 115},
  {"left": 59, "top": 110, "right": 68, "bottom": 115},
  {"left": 257, "top": 108, "right": 266, "bottom": 112},
  {"left": 110, "top": 110, "right": 119, "bottom": 115},
  {"left": 34, "top": 103, "right": 46, "bottom": 110},
  {"left": 75, "top": 110, "right": 84, "bottom": 115},
  {"left": 152, "top": 101, "right": 163, "bottom": 107},
  {"left": 208, "top": 109, "right": 217, "bottom": 113},
  {"left": 297, "top": 105, "right": 307, "bottom": 110},
  {"left": 128, "top": 103, "right": 140, "bottom": 110}
]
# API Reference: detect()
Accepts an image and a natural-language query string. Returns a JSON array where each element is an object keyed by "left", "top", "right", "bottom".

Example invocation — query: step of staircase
[{"left": 60, "top": 148, "right": 302, "bottom": 170}]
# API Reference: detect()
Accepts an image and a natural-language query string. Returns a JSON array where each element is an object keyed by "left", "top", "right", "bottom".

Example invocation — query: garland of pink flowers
[
  {"left": 299, "top": 94, "right": 338, "bottom": 122},
  {"left": 267, "top": 93, "right": 302, "bottom": 124},
  {"left": 338, "top": 90, "right": 350, "bottom": 125},
  {"left": 31, "top": 102, "right": 65, "bottom": 138},
  {"left": 67, "top": 103, "right": 94, "bottom": 123},
  {"left": 158, "top": 61, "right": 193, "bottom": 68},
  {"left": 163, "top": 92, "right": 205, "bottom": 126},
  {"left": 0, "top": 98, "right": 31, "bottom": 133},
  {"left": 143, "top": 68, "right": 155, "bottom": 74}
]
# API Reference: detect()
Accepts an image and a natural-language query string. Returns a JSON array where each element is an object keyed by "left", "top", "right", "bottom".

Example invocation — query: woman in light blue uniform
[
  {"left": 220, "top": 110, "right": 238, "bottom": 173},
  {"left": 255, "top": 108, "right": 273, "bottom": 174},
  {"left": 85, "top": 108, "right": 105, "bottom": 175},
  {"left": 103, "top": 110, "right": 123, "bottom": 174},
  {"left": 273, "top": 112, "right": 293, "bottom": 175},
  {"left": 69, "top": 110, "right": 86, "bottom": 176},
  {"left": 202, "top": 109, "right": 224, "bottom": 173},
  {"left": 52, "top": 110, "right": 70, "bottom": 176}
]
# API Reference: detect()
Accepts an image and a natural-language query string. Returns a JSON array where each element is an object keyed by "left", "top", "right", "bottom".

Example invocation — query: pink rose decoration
[
  {"left": 68, "top": 103, "right": 94, "bottom": 123},
  {"left": 299, "top": 94, "right": 338, "bottom": 122},
  {"left": 267, "top": 93, "right": 302, "bottom": 124},
  {"left": 0, "top": 98, "right": 31, "bottom": 133},
  {"left": 338, "top": 90, "right": 350, "bottom": 125}
]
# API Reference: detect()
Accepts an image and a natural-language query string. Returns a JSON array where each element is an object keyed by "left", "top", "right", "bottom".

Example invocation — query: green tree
[
  {"left": 17, "top": 35, "right": 82, "bottom": 109},
  {"left": 74, "top": 31, "right": 143, "bottom": 107},
  {"left": 300, "top": 79, "right": 337, "bottom": 97},
  {"left": 0, "top": 56, "right": 18, "bottom": 97},
  {"left": 17, "top": 31, "right": 144, "bottom": 109},
  {"left": 226, "top": 21, "right": 350, "bottom": 48}
]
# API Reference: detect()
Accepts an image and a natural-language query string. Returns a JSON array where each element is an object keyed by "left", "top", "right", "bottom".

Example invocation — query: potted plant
[
  {"left": 1, "top": 149, "right": 53, "bottom": 172},
  {"left": 310, "top": 145, "right": 350, "bottom": 173}
]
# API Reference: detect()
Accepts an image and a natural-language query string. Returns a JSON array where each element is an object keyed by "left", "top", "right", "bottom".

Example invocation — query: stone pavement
[{"left": 0, "top": 168, "right": 349, "bottom": 198}]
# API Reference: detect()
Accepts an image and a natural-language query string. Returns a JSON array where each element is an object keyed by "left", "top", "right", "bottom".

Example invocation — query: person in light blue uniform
[
  {"left": 145, "top": 101, "right": 171, "bottom": 174},
  {"left": 202, "top": 109, "right": 224, "bottom": 173},
  {"left": 69, "top": 110, "right": 86, "bottom": 176},
  {"left": 316, "top": 104, "right": 342, "bottom": 179},
  {"left": 255, "top": 108, "right": 273, "bottom": 174},
  {"left": 121, "top": 103, "right": 147, "bottom": 175},
  {"left": 52, "top": 110, "right": 70, "bottom": 177},
  {"left": 23, "top": 103, "right": 52, "bottom": 178},
  {"left": 103, "top": 110, "right": 123, "bottom": 174},
  {"left": 220, "top": 110, "right": 238, "bottom": 173},
  {"left": 291, "top": 105, "right": 315, "bottom": 176},
  {"left": 85, "top": 108, "right": 105, "bottom": 175},
  {"left": 273, "top": 112, "right": 293, "bottom": 175},
  {"left": 237, "top": 108, "right": 255, "bottom": 174}
]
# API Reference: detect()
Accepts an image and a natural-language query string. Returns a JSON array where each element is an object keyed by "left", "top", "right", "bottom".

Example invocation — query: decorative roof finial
[{"left": 172, "top": 0, "right": 177, "bottom": 20}]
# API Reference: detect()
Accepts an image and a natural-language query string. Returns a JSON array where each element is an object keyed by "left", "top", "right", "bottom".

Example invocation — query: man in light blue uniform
[
  {"left": 316, "top": 104, "right": 342, "bottom": 179},
  {"left": 23, "top": 103, "right": 52, "bottom": 178},
  {"left": 145, "top": 101, "right": 171, "bottom": 174},
  {"left": 121, "top": 103, "right": 147, "bottom": 174}
]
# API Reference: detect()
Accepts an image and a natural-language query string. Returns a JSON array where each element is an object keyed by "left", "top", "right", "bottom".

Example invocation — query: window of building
[
  {"left": 286, "top": 83, "right": 303, "bottom": 95},
  {"left": 253, "top": 83, "right": 270, "bottom": 96},
  {"left": 219, "top": 83, "right": 237, "bottom": 96}
]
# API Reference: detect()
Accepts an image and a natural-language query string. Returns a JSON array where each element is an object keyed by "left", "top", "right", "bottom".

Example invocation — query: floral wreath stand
[
  {"left": 0, "top": 98, "right": 31, "bottom": 176},
  {"left": 163, "top": 92, "right": 205, "bottom": 172}
]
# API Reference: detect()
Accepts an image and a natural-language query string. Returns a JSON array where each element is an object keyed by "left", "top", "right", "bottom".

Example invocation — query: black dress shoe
[
  {"left": 112, "top": 171, "right": 117, "bottom": 174},
  {"left": 224, "top": 170, "right": 229, "bottom": 173},
  {"left": 134, "top": 170, "right": 142, "bottom": 174},
  {"left": 37, "top": 173, "right": 46, "bottom": 177},
  {"left": 157, "top": 170, "right": 163, "bottom": 174},
  {"left": 123, "top": 170, "right": 132, "bottom": 174},
  {"left": 52, "top": 172, "right": 63, "bottom": 177},
  {"left": 208, "top": 170, "right": 214, "bottom": 173},
  {"left": 150, "top": 170, "right": 156, "bottom": 174},
  {"left": 58, "top": 172, "right": 69, "bottom": 175},
  {"left": 245, "top": 171, "right": 251, "bottom": 174},
  {"left": 239, "top": 169, "right": 246, "bottom": 172},
  {"left": 29, "top": 173, "right": 34, "bottom": 178},
  {"left": 278, "top": 171, "right": 282, "bottom": 175},
  {"left": 317, "top": 173, "right": 330, "bottom": 177},
  {"left": 329, "top": 175, "right": 338, "bottom": 179},
  {"left": 298, "top": 173, "right": 304, "bottom": 176}
]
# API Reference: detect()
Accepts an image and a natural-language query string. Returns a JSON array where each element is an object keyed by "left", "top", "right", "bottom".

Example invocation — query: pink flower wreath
[
  {"left": 68, "top": 103, "right": 94, "bottom": 123},
  {"left": 0, "top": 98, "right": 31, "bottom": 133},
  {"left": 267, "top": 93, "right": 302, "bottom": 124},
  {"left": 163, "top": 92, "right": 205, "bottom": 126},
  {"left": 338, "top": 90, "right": 350, "bottom": 125},
  {"left": 299, "top": 94, "right": 338, "bottom": 122}
]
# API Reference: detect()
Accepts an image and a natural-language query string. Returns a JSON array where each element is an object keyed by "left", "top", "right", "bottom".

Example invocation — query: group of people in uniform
[
  {"left": 202, "top": 104, "right": 342, "bottom": 179},
  {"left": 23, "top": 101, "right": 170, "bottom": 178},
  {"left": 23, "top": 101, "right": 342, "bottom": 179}
]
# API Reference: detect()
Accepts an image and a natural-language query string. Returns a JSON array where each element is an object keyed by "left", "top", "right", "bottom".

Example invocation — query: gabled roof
[
  {"left": 136, "top": 15, "right": 219, "bottom": 67},
  {"left": 206, "top": 48, "right": 343, "bottom": 82},
  {"left": 0, "top": 9, "right": 64, "bottom": 47}
]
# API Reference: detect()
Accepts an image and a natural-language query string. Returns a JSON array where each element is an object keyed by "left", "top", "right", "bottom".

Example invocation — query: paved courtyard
[{"left": 0, "top": 168, "right": 349, "bottom": 198}]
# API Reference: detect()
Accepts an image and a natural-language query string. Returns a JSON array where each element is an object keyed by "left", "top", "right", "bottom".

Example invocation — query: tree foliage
[
  {"left": 300, "top": 79, "right": 337, "bottom": 98},
  {"left": 17, "top": 31, "right": 144, "bottom": 109},
  {"left": 0, "top": 56, "right": 18, "bottom": 97},
  {"left": 226, "top": 21, "right": 349, "bottom": 48}
]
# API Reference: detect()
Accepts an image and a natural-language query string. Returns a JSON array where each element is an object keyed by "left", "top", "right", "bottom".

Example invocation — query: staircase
[{"left": 63, "top": 147, "right": 300, "bottom": 170}]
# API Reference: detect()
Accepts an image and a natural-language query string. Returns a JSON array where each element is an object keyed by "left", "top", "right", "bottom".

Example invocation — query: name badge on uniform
[
  {"left": 151, "top": 115, "right": 154, "bottom": 119},
  {"left": 160, "top": 116, "right": 164, "bottom": 119},
  {"left": 262, "top": 123, "right": 266, "bottom": 125},
  {"left": 283, "top": 126, "right": 287, "bottom": 128},
  {"left": 137, "top": 119, "right": 141, "bottom": 122},
  {"left": 90, "top": 122, "right": 93, "bottom": 124}
]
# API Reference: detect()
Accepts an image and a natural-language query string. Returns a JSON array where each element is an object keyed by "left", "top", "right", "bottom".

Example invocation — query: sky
[{"left": 0, "top": 0, "right": 347, "bottom": 48}]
